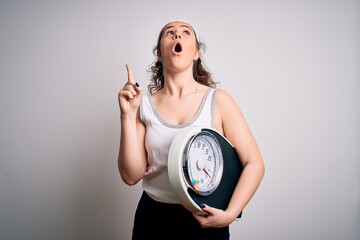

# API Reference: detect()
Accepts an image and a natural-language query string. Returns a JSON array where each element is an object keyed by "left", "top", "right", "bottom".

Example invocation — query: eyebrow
[{"left": 163, "top": 24, "right": 193, "bottom": 32}]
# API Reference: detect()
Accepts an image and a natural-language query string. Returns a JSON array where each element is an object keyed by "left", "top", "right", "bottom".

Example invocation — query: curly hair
[{"left": 147, "top": 24, "right": 218, "bottom": 94}]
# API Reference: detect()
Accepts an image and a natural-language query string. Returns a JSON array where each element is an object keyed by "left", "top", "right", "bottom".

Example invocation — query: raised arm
[{"left": 117, "top": 64, "right": 147, "bottom": 186}]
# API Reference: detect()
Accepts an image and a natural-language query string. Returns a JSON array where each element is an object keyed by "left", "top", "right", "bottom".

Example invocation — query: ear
[
  {"left": 194, "top": 49, "right": 200, "bottom": 61},
  {"left": 157, "top": 50, "right": 162, "bottom": 61}
]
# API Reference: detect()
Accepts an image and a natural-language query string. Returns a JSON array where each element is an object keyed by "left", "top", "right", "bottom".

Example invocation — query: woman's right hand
[{"left": 118, "top": 64, "right": 142, "bottom": 116}]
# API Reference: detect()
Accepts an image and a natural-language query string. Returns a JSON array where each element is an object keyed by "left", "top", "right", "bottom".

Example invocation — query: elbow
[
  {"left": 259, "top": 158, "right": 265, "bottom": 178},
  {"left": 118, "top": 156, "right": 146, "bottom": 186},
  {"left": 246, "top": 156, "right": 265, "bottom": 179},
  {"left": 122, "top": 178, "right": 140, "bottom": 186},
  {"left": 120, "top": 173, "right": 141, "bottom": 186},
  {"left": 118, "top": 166, "right": 144, "bottom": 186}
]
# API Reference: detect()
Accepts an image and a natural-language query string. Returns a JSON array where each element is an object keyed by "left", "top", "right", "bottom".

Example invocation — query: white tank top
[{"left": 139, "top": 88, "right": 216, "bottom": 203}]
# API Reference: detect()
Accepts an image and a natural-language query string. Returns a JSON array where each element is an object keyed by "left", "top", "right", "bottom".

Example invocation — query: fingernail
[
  {"left": 135, "top": 82, "right": 139, "bottom": 87},
  {"left": 200, "top": 203, "right": 205, "bottom": 208}
]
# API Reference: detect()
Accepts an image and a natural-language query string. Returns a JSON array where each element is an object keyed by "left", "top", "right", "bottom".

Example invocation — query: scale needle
[{"left": 203, "top": 168, "right": 211, "bottom": 178}]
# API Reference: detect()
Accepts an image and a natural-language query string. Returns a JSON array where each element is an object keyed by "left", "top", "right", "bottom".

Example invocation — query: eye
[
  {"left": 166, "top": 30, "right": 174, "bottom": 37},
  {"left": 183, "top": 30, "right": 191, "bottom": 35}
]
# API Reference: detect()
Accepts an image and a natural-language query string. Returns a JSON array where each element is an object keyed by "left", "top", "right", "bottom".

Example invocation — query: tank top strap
[{"left": 193, "top": 88, "right": 216, "bottom": 128}]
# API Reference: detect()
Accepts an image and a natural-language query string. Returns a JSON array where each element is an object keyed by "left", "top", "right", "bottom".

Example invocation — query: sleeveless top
[{"left": 139, "top": 88, "right": 216, "bottom": 203}]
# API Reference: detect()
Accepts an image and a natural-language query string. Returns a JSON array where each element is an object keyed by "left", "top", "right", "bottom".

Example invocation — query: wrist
[
  {"left": 120, "top": 112, "right": 137, "bottom": 122},
  {"left": 226, "top": 208, "right": 242, "bottom": 222}
]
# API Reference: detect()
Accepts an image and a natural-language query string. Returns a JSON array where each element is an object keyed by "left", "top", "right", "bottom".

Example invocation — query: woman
[{"left": 118, "top": 20, "right": 265, "bottom": 240}]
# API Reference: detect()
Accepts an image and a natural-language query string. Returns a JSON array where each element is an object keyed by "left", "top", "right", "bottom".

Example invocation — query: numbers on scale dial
[{"left": 185, "top": 132, "right": 223, "bottom": 196}]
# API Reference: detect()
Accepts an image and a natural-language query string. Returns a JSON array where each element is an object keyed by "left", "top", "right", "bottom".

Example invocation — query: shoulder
[
  {"left": 213, "top": 88, "right": 243, "bottom": 133},
  {"left": 140, "top": 92, "right": 150, "bottom": 106},
  {"left": 214, "top": 88, "right": 237, "bottom": 107},
  {"left": 139, "top": 93, "right": 152, "bottom": 118}
]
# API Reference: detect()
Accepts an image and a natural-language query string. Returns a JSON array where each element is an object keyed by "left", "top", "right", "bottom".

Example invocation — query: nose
[{"left": 174, "top": 32, "right": 181, "bottom": 40}]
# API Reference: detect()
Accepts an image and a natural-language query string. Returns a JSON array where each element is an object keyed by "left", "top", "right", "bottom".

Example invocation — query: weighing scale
[{"left": 168, "top": 126, "right": 243, "bottom": 218}]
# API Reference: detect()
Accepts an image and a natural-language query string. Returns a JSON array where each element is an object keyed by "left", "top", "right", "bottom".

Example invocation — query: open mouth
[{"left": 174, "top": 43, "right": 182, "bottom": 53}]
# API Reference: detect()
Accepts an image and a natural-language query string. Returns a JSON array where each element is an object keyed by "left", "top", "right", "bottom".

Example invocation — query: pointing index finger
[{"left": 125, "top": 64, "right": 135, "bottom": 84}]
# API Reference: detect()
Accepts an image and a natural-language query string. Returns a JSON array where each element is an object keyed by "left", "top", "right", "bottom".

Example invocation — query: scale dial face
[{"left": 183, "top": 131, "right": 224, "bottom": 196}]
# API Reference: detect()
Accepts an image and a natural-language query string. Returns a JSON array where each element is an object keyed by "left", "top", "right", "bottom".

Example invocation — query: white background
[{"left": 1, "top": 0, "right": 359, "bottom": 239}]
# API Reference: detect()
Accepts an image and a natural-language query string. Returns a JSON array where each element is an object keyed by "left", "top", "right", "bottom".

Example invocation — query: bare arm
[
  {"left": 219, "top": 89, "right": 265, "bottom": 220},
  {"left": 117, "top": 64, "right": 147, "bottom": 185},
  {"left": 193, "top": 89, "right": 265, "bottom": 227}
]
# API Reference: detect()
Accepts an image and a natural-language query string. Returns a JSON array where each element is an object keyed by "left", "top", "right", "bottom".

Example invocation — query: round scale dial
[
  {"left": 168, "top": 126, "right": 242, "bottom": 216},
  {"left": 183, "top": 131, "right": 223, "bottom": 196}
]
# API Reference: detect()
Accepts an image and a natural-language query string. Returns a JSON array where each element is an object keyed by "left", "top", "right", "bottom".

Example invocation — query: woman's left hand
[{"left": 192, "top": 204, "right": 235, "bottom": 228}]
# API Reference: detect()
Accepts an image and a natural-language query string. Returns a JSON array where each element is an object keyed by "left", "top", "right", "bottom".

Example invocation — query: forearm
[
  {"left": 226, "top": 159, "right": 265, "bottom": 220},
  {"left": 118, "top": 113, "right": 146, "bottom": 185}
]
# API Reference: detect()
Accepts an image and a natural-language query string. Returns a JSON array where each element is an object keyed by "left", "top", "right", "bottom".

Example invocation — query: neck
[
  {"left": 162, "top": 68, "right": 199, "bottom": 98},
  {"left": 163, "top": 78, "right": 199, "bottom": 98}
]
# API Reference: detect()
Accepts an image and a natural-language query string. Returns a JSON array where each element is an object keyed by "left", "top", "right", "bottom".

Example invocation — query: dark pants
[{"left": 132, "top": 191, "right": 230, "bottom": 240}]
